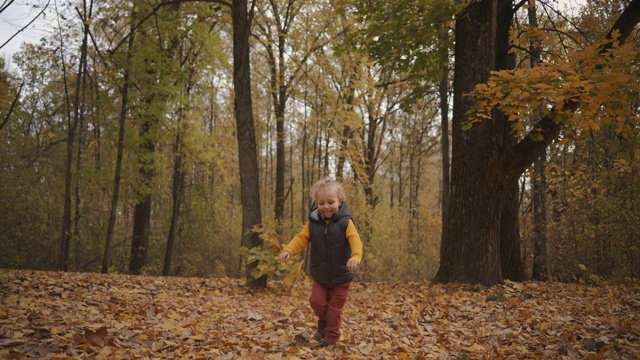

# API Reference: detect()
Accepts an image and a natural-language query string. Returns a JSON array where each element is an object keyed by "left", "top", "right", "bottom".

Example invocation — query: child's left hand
[{"left": 347, "top": 259, "right": 359, "bottom": 273}]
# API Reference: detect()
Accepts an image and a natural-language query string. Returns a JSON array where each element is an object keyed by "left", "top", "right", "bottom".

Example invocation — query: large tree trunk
[
  {"left": 434, "top": 0, "right": 506, "bottom": 286},
  {"left": 435, "top": 0, "right": 640, "bottom": 285},
  {"left": 501, "top": 177, "right": 525, "bottom": 281},
  {"left": 232, "top": 0, "right": 266, "bottom": 288},
  {"left": 495, "top": 0, "right": 524, "bottom": 282}
]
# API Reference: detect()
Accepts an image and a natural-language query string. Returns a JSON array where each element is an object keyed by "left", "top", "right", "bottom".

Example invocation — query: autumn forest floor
[{"left": 1, "top": 269, "right": 639, "bottom": 359}]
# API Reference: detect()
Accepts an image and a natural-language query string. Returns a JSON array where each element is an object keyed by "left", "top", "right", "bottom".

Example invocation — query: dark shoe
[
  {"left": 314, "top": 320, "right": 327, "bottom": 342},
  {"left": 319, "top": 341, "right": 330, "bottom": 348}
]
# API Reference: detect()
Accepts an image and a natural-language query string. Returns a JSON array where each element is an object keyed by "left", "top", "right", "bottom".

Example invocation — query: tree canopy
[{"left": 0, "top": 0, "right": 639, "bottom": 285}]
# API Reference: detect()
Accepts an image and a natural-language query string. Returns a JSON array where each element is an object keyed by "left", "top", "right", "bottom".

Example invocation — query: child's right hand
[{"left": 278, "top": 250, "right": 291, "bottom": 262}]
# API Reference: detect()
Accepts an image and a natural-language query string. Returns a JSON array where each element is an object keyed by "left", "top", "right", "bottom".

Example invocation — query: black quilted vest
[{"left": 308, "top": 201, "right": 353, "bottom": 285}]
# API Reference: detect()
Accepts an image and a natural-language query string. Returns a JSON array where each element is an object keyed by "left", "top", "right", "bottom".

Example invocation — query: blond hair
[{"left": 310, "top": 177, "right": 346, "bottom": 203}]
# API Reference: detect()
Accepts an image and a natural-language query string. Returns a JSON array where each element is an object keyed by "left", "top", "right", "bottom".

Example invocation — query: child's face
[{"left": 316, "top": 188, "right": 342, "bottom": 219}]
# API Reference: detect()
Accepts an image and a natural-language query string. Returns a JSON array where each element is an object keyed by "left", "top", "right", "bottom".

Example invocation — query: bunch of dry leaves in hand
[{"left": 1, "top": 269, "right": 639, "bottom": 359}]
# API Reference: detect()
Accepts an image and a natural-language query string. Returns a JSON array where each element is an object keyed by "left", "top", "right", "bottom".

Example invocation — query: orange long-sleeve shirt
[{"left": 283, "top": 219, "right": 363, "bottom": 264}]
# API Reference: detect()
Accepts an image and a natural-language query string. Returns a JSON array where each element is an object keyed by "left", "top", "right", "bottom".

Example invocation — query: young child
[{"left": 279, "top": 177, "right": 363, "bottom": 348}]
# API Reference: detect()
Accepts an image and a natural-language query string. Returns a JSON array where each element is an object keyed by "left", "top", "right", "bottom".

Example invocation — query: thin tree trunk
[
  {"left": 323, "top": 130, "right": 330, "bottom": 176},
  {"left": 73, "top": 58, "right": 88, "bottom": 270},
  {"left": 73, "top": 0, "right": 93, "bottom": 269},
  {"left": 335, "top": 125, "right": 350, "bottom": 182},
  {"left": 395, "top": 143, "right": 403, "bottom": 208},
  {"left": 528, "top": 3, "right": 548, "bottom": 281},
  {"left": 0, "top": 82, "right": 23, "bottom": 132},
  {"left": 129, "top": 103, "right": 156, "bottom": 274},
  {"left": 439, "top": 33, "right": 450, "bottom": 265},
  {"left": 289, "top": 126, "right": 294, "bottom": 225},
  {"left": 102, "top": 20, "right": 135, "bottom": 274},
  {"left": 163, "top": 131, "right": 185, "bottom": 276},
  {"left": 301, "top": 120, "right": 307, "bottom": 220},
  {"left": 162, "top": 1, "right": 185, "bottom": 277},
  {"left": 58, "top": 0, "right": 91, "bottom": 271},
  {"left": 336, "top": 62, "right": 357, "bottom": 182},
  {"left": 274, "top": 43, "right": 286, "bottom": 230},
  {"left": 532, "top": 152, "right": 548, "bottom": 280}
]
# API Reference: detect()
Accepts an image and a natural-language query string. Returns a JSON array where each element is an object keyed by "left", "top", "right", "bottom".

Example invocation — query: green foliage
[
  {"left": 469, "top": 18, "right": 640, "bottom": 138},
  {"left": 338, "top": 0, "right": 455, "bottom": 110},
  {"left": 343, "top": 0, "right": 454, "bottom": 78}
]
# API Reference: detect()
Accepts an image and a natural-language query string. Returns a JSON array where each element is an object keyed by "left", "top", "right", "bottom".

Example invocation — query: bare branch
[
  {"left": 0, "top": 0, "right": 16, "bottom": 14},
  {"left": 0, "top": 0, "right": 50, "bottom": 50},
  {"left": 0, "top": 81, "right": 23, "bottom": 131},
  {"left": 513, "top": 0, "right": 529, "bottom": 13}
]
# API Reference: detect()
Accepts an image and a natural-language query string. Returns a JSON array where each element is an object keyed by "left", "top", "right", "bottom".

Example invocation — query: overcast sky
[
  {"left": 1, "top": 0, "right": 52, "bottom": 68},
  {"left": 1, "top": 0, "right": 587, "bottom": 70}
]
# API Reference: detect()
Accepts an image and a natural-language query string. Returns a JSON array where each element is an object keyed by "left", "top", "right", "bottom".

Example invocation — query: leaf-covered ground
[{"left": 1, "top": 270, "right": 639, "bottom": 359}]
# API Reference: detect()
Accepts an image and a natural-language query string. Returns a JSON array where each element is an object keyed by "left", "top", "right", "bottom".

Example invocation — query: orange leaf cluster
[{"left": 1, "top": 270, "right": 639, "bottom": 359}]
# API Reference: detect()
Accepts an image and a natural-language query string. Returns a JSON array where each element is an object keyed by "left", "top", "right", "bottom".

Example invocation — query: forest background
[{"left": 0, "top": 0, "right": 639, "bottom": 286}]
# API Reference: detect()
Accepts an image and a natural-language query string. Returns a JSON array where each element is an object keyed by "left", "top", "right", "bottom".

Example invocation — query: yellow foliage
[{"left": 469, "top": 40, "right": 639, "bottom": 139}]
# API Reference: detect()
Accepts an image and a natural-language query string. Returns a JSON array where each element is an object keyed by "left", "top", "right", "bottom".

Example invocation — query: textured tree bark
[
  {"left": 130, "top": 195, "right": 152, "bottom": 274},
  {"left": 435, "top": 0, "right": 640, "bottom": 285},
  {"left": 232, "top": 0, "right": 266, "bottom": 288},
  {"left": 495, "top": 0, "right": 524, "bottom": 282},
  {"left": 501, "top": 178, "right": 525, "bottom": 281},
  {"left": 434, "top": 0, "right": 505, "bottom": 286}
]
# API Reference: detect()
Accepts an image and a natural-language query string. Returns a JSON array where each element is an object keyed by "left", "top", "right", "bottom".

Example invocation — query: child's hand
[
  {"left": 279, "top": 250, "right": 291, "bottom": 262},
  {"left": 347, "top": 259, "right": 359, "bottom": 273}
]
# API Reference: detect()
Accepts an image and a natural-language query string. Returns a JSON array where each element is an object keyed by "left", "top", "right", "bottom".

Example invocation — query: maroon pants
[{"left": 309, "top": 279, "right": 351, "bottom": 344}]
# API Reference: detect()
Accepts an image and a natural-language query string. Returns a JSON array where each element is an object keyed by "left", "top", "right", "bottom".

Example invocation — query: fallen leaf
[
  {"left": 1, "top": 269, "right": 638, "bottom": 359},
  {"left": 84, "top": 326, "right": 109, "bottom": 347}
]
